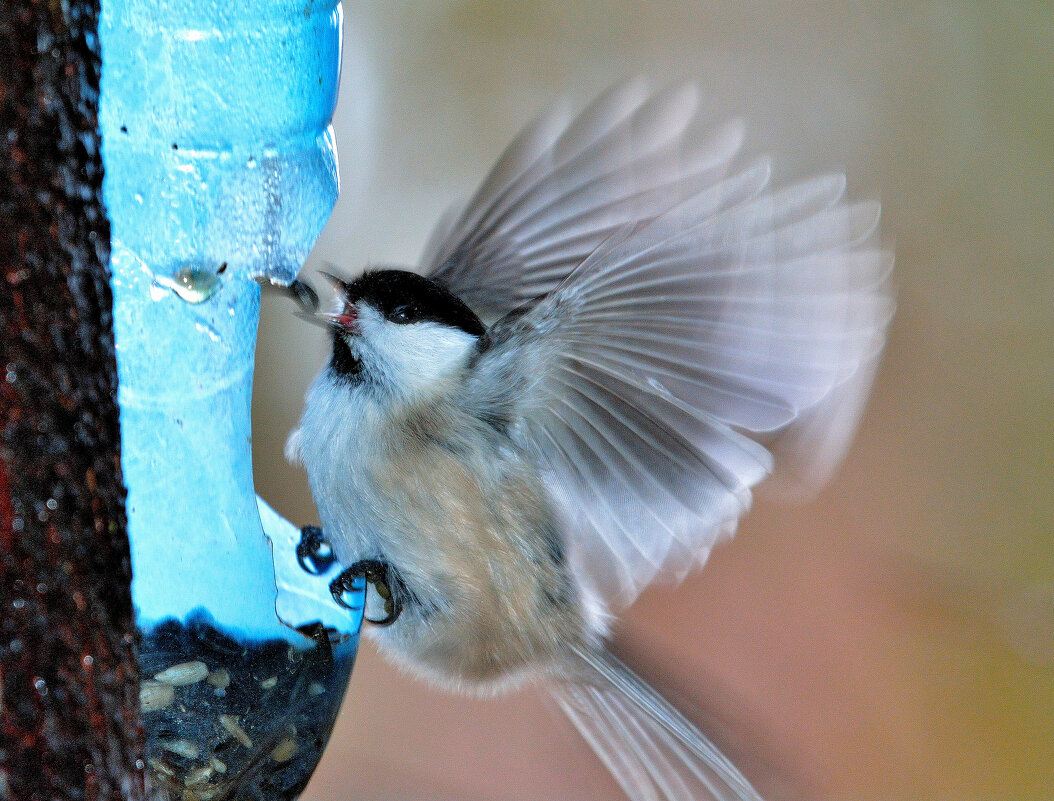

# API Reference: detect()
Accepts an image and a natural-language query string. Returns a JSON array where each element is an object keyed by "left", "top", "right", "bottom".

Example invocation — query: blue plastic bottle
[{"left": 100, "top": 1, "right": 360, "bottom": 797}]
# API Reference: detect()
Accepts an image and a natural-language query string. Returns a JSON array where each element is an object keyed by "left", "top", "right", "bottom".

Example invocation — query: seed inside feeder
[
  {"left": 137, "top": 615, "right": 356, "bottom": 800},
  {"left": 206, "top": 668, "right": 230, "bottom": 690},
  {"left": 270, "top": 738, "right": 298, "bottom": 763},
  {"left": 140, "top": 680, "right": 175, "bottom": 712},
  {"left": 155, "top": 660, "right": 209, "bottom": 686},
  {"left": 218, "top": 714, "right": 253, "bottom": 748},
  {"left": 184, "top": 765, "right": 214, "bottom": 787},
  {"left": 161, "top": 739, "right": 201, "bottom": 759},
  {"left": 148, "top": 758, "right": 176, "bottom": 779}
]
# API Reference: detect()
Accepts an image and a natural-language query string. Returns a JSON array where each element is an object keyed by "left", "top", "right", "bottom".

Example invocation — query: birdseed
[{"left": 136, "top": 613, "right": 357, "bottom": 801}]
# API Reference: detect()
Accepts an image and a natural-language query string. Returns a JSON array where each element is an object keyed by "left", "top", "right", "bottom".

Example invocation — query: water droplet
[
  {"left": 246, "top": 156, "right": 257, "bottom": 169},
  {"left": 154, "top": 265, "right": 223, "bottom": 304},
  {"left": 135, "top": 759, "right": 145, "bottom": 770},
  {"left": 33, "top": 677, "right": 48, "bottom": 695},
  {"left": 134, "top": 192, "right": 144, "bottom": 204},
  {"left": 46, "top": 498, "right": 57, "bottom": 510},
  {"left": 82, "top": 654, "right": 94, "bottom": 667},
  {"left": 148, "top": 283, "right": 167, "bottom": 302},
  {"left": 9, "top": 638, "right": 22, "bottom": 653},
  {"left": 12, "top": 598, "right": 25, "bottom": 609},
  {"left": 4, "top": 364, "right": 15, "bottom": 383},
  {"left": 11, "top": 517, "right": 23, "bottom": 532}
]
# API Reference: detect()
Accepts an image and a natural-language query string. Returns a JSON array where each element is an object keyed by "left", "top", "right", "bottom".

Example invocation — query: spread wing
[
  {"left": 453, "top": 86, "right": 893, "bottom": 610},
  {"left": 422, "top": 79, "right": 745, "bottom": 323}
]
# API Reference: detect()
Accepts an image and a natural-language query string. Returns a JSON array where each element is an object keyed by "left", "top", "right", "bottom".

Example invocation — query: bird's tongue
[{"left": 319, "top": 304, "right": 358, "bottom": 332}]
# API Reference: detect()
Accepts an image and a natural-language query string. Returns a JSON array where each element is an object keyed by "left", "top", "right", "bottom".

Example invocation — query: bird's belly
[
  {"left": 298, "top": 388, "right": 584, "bottom": 689},
  {"left": 358, "top": 446, "right": 583, "bottom": 690}
]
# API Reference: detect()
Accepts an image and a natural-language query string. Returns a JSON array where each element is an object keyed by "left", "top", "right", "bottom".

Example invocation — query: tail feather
[{"left": 552, "top": 646, "right": 764, "bottom": 801}]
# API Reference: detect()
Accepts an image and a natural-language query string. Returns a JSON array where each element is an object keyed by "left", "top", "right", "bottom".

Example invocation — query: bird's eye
[{"left": 390, "top": 304, "right": 414, "bottom": 324}]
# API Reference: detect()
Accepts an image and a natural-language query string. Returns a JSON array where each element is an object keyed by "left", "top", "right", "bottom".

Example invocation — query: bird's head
[{"left": 319, "top": 268, "right": 486, "bottom": 400}]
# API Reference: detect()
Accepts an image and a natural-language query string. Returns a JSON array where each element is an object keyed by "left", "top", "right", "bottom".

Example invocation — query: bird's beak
[
  {"left": 317, "top": 304, "right": 359, "bottom": 333},
  {"left": 318, "top": 270, "right": 348, "bottom": 293},
  {"left": 313, "top": 270, "right": 360, "bottom": 333}
]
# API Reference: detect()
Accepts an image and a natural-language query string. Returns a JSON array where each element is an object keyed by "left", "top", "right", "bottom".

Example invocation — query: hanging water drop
[{"left": 155, "top": 265, "right": 223, "bottom": 304}]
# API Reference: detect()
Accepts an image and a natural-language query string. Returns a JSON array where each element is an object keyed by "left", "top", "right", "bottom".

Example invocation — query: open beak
[
  {"left": 315, "top": 271, "right": 359, "bottom": 333},
  {"left": 317, "top": 305, "right": 359, "bottom": 333}
]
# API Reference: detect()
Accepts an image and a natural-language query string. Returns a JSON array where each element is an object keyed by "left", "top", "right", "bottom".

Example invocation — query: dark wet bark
[{"left": 0, "top": 1, "right": 145, "bottom": 799}]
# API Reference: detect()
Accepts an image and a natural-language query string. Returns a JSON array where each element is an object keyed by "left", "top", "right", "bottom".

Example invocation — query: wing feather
[
  {"left": 454, "top": 85, "right": 892, "bottom": 608},
  {"left": 425, "top": 80, "right": 746, "bottom": 321},
  {"left": 552, "top": 647, "right": 765, "bottom": 801}
]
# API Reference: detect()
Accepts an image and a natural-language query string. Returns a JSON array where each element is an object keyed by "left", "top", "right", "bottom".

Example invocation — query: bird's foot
[
  {"left": 296, "top": 525, "right": 336, "bottom": 575},
  {"left": 329, "top": 559, "right": 402, "bottom": 626}
]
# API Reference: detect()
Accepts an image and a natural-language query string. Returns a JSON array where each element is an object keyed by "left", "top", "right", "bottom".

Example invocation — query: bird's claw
[
  {"left": 296, "top": 525, "right": 336, "bottom": 575},
  {"left": 329, "top": 559, "right": 402, "bottom": 626}
]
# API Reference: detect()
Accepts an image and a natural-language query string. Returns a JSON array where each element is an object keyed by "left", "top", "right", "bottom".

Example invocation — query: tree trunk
[{"left": 0, "top": 1, "right": 145, "bottom": 799}]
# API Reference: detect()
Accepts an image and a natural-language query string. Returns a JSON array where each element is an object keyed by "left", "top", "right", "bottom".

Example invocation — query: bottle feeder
[{"left": 99, "top": 1, "right": 362, "bottom": 797}]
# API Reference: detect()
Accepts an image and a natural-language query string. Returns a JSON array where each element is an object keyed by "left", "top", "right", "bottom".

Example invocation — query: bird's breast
[{"left": 297, "top": 375, "right": 584, "bottom": 687}]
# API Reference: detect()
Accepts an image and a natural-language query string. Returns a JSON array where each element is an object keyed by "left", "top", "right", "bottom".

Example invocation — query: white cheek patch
[{"left": 354, "top": 305, "right": 478, "bottom": 397}]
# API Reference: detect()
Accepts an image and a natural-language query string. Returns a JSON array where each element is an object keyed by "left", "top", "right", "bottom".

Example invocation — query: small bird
[{"left": 287, "top": 80, "right": 892, "bottom": 801}]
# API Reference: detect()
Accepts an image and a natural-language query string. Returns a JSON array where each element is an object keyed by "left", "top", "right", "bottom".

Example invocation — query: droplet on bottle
[
  {"left": 246, "top": 156, "right": 257, "bottom": 169},
  {"left": 155, "top": 265, "right": 223, "bottom": 304},
  {"left": 33, "top": 677, "right": 48, "bottom": 695}
]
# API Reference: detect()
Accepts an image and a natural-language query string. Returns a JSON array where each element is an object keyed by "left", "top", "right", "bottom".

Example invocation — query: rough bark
[{"left": 0, "top": 1, "right": 145, "bottom": 799}]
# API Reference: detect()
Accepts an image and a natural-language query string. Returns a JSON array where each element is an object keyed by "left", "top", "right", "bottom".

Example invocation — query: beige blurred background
[{"left": 251, "top": 2, "right": 1053, "bottom": 799}]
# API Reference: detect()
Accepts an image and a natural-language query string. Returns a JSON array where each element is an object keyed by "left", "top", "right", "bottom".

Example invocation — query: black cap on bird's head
[
  {"left": 319, "top": 268, "right": 486, "bottom": 385},
  {"left": 320, "top": 269, "right": 485, "bottom": 338}
]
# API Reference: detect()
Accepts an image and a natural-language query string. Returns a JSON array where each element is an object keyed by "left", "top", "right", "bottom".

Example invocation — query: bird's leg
[{"left": 330, "top": 559, "right": 403, "bottom": 626}]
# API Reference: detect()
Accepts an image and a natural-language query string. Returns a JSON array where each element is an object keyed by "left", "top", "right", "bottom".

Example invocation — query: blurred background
[{"left": 251, "top": 2, "right": 1053, "bottom": 799}]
